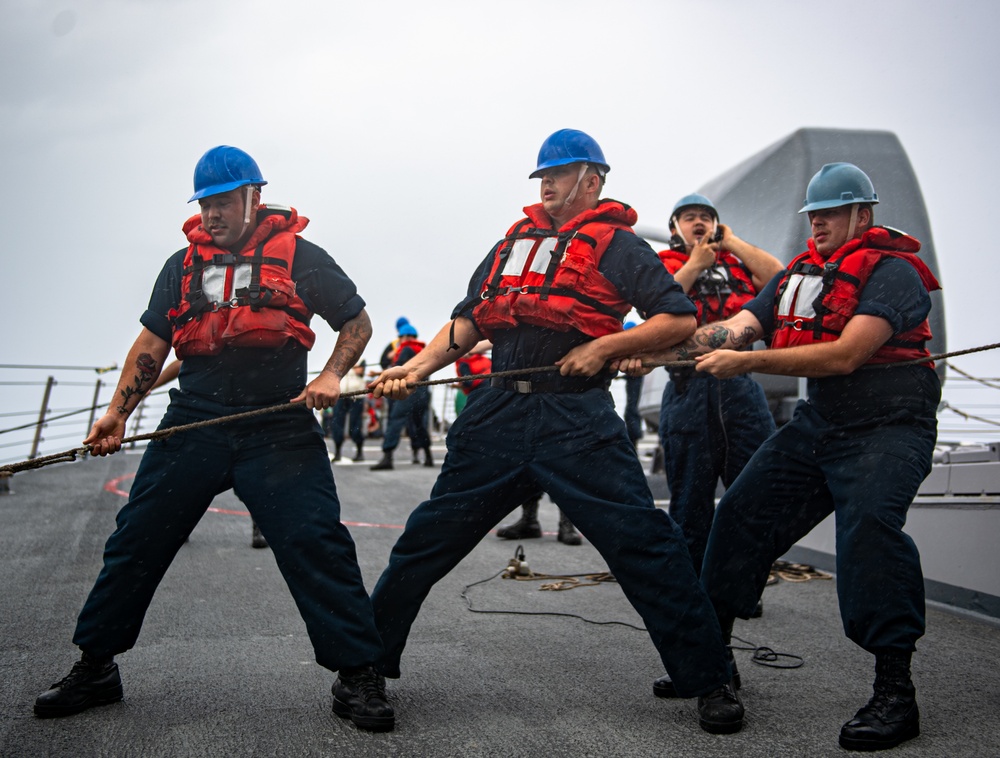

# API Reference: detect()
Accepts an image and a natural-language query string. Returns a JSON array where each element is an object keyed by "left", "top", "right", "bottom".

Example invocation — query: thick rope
[{"left": 4, "top": 341, "right": 999, "bottom": 476}]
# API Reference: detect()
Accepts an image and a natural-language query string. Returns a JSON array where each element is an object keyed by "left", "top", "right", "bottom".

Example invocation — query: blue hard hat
[
  {"left": 399, "top": 324, "right": 418, "bottom": 337},
  {"left": 395, "top": 316, "right": 410, "bottom": 330},
  {"left": 189, "top": 146, "right": 267, "bottom": 202},
  {"left": 798, "top": 163, "right": 878, "bottom": 213},
  {"left": 670, "top": 193, "right": 718, "bottom": 226},
  {"left": 529, "top": 129, "right": 610, "bottom": 179}
]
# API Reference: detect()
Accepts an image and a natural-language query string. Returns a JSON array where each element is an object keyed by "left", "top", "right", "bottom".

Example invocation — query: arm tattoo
[
  {"left": 674, "top": 338, "right": 697, "bottom": 361},
  {"left": 696, "top": 325, "right": 733, "bottom": 350},
  {"left": 116, "top": 353, "right": 158, "bottom": 415},
  {"left": 733, "top": 326, "right": 759, "bottom": 348},
  {"left": 685, "top": 323, "right": 762, "bottom": 356},
  {"left": 325, "top": 314, "right": 372, "bottom": 377}
]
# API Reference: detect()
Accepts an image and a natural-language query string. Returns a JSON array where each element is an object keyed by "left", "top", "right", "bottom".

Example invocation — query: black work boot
[
  {"left": 251, "top": 520, "right": 269, "bottom": 549},
  {"left": 411, "top": 449, "right": 421, "bottom": 464},
  {"left": 557, "top": 511, "right": 582, "bottom": 546},
  {"left": 423, "top": 447, "right": 434, "bottom": 467},
  {"left": 697, "top": 681, "right": 744, "bottom": 734},
  {"left": 655, "top": 645, "right": 741, "bottom": 698},
  {"left": 34, "top": 653, "right": 123, "bottom": 718},
  {"left": 496, "top": 499, "right": 542, "bottom": 540},
  {"left": 332, "top": 444, "right": 343, "bottom": 462},
  {"left": 370, "top": 452, "right": 394, "bottom": 471},
  {"left": 332, "top": 666, "right": 395, "bottom": 732},
  {"left": 352, "top": 446, "right": 364, "bottom": 462},
  {"left": 839, "top": 652, "right": 919, "bottom": 751}
]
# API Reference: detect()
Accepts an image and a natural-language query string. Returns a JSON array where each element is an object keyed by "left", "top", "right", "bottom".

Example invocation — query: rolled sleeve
[
  {"left": 599, "top": 230, "right": 696, "bottom": 319},
  {"left": 853, "top": 258, "right": 932, "bottom": 334},
  {"left": 291, "top": 239, "right": 366, "bottom": 331},
  {"left": 141, "top": 249, "right": 186, "bottom": 342}
]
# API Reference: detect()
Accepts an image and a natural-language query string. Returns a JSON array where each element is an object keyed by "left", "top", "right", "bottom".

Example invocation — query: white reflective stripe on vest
[
  {"left": 201, "top": 263, "right": 253, "bottom": 305},
  {"left": 501, "top": 237, "right": 558, "bottom": 277},
  {"left": 777, "top": 272, "right": 825, "bottom": 319}
]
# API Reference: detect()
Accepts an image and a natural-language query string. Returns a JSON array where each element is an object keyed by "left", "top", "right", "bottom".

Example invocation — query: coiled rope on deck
[{"left": 3, "top": 341, "right": 999, "bottom": 476}]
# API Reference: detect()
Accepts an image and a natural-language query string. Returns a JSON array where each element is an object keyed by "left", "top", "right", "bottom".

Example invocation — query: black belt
[
  {"left": 667, "top": 366, "right": 696, "bottom": 383},
  {"left": 490, "top": 375, "right": 608, "bottom": 394}
]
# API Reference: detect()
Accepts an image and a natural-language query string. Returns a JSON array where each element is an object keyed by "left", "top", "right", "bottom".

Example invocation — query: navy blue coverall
[
  {"left": 658, "top": 252, "right": 775, "bottom": 575},
  {"left": 370, "top": 225, "right": 735, "bottom": 698},
  {"left": 701, "top": 258, "right": 940, "bottom": 654},
  {"left": 659, "top": 370, "right": 774, "bottom": 573},
  {"left": 380, "top": 342, "right": 431, "bottom": 456},
  {"left": 73, "top": 237, "right": 384, "bottom": 673}
]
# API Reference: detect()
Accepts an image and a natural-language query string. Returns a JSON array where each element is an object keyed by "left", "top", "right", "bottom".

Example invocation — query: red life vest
[
  {"left": 390, "top": 338, "right": 425, "bottom": 366},
  {"left": 472, "top": 200, "right": 635, "bottom": 339},
  {"left": 169, "top": 206, "right": 316, "bottom": 358},
  {"left": 455, "top": 353, "right": 491, "bottom": 395},
  {"left": 657, "top": 248, "right": 757, "bottom": 323},
  {"left": 771, "top": 226, "right": 940, "bottom": 366}
]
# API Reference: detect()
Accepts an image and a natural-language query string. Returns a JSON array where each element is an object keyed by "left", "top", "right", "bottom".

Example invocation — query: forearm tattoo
[
  {"left": 117, "top": 353, "right": 158, "bottom": 415},
  {"left": 326, "top": 315, "right": 371, "bottom": 377},
  {"left": 679, "top": 324, "right": 760, "bottom": 358}
]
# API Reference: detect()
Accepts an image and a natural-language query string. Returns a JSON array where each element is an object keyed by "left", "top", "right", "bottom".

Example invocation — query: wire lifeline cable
[
  {"left": 0, "top": 365, "right": 564, "bottom": 475},
  {"left": 5, "top": 340, "right": 1000, "bottom": 477}
]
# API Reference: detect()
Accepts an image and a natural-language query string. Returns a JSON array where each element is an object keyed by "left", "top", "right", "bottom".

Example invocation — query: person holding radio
[{"left": 654, "top": 194, "right": 783, "bottom": 584}]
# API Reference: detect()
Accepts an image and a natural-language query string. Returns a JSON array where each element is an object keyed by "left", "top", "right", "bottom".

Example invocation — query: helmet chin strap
[
  {"left": 671, "top": 215, "right": 689, "bottom": 248},
  {"left": 241, "top": 185, "right": 255, "bottom": 235},
  {"left": 847, "top": 203, "right": 859, "bottom": 241},
  {"left": 562, "top": 164, "right": 590, "bottom": 209},
  {"left": 671, "top": 214, "right": 718, "bottom": 249}
]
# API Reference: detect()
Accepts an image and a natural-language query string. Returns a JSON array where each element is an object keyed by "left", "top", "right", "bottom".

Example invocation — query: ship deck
[{"left": 2, "top": 442, "right": 999, "bottom": 757}]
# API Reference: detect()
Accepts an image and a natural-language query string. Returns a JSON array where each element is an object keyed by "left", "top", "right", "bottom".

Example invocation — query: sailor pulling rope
[{"left": 4, "top": 340, "right": 999, "bottom": 476}]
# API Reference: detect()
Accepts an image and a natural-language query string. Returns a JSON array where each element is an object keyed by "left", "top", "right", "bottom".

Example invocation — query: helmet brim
[
  {"left": 188, "top": 179, "right": 268, "bottom": 203},
  {"left": 529, "top": 158, "right": 610, "bottom": 180},
  {"left": 798, "top": 196, "right": 879, "bottom": 214}
]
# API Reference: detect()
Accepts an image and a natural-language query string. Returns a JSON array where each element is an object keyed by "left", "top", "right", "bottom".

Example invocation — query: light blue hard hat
[
  {"left": 670, "top": 193, "right": 718, "bottom": 227},
  {"left": 529, "top": 129, "right": 610, "bottom": 179},
  {"left": 395, "top": 316, "right": 410, "bottom": 330},
  {"left": 798, "top": 163, "right": 878, "bottom": 213},
  {"left": 189, "top": 146, "right": 267, "bottom": 202},
  {"left": 398, "top": 324, "right": 418, "bottom": 337}
]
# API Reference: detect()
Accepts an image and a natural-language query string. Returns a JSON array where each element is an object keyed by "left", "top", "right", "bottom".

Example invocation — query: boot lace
[
  {"left": 352, "top": 669, "right": 388, "bottom": 704},
  {"left": 51, "top": 659, "right": 105, "bottom": 689},
  {"left": 862, "top": 682, "right": 910, "bottom": 720}
]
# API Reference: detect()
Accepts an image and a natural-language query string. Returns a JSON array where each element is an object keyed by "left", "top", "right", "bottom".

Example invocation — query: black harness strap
[
  {"left": 446, "top": 319, "right": 462, "bottom": 353},
  {"left": 482, "top": 219, "right": 533, "bottom": 301},
  {"left": 238, "top": 240, "right": 273, "bottom": 311},
  {"left": 173, "top": 246, "right": 210, "bottom": 327}
]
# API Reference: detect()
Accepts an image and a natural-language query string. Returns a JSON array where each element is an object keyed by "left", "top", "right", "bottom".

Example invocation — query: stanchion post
[
  {"left": 86, "top": 378, "right": 103, "bottom": 435},
  {"left": 29, "top": 376, "right": 55, "bottom": 460}
]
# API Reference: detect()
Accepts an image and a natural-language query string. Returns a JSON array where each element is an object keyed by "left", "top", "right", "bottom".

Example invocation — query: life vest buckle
[
  {"left": 792, "top": 318, "right": 805, "bottom": 331},
  {"left": 210, "top": 297, "right": 242, "bottom": 312}
]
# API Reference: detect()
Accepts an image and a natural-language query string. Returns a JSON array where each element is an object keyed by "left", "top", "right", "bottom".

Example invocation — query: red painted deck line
[{"left": 104, "top": 472, "right": 407, "bottom": 529}]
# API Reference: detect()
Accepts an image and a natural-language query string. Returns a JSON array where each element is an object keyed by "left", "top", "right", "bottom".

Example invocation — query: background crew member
[
  {"left": 368, "top": 129, "right": 744, "bottom": 735},
  {"left": 621, "top": 163, "right": 939, "bottom": 752},
  {"left": 34, "top": 146, "right": 393, "bottom": 733},
  {"left": 370, "top": 324, "right": 433, "bottom": 470},
  {"left": 455, "top": 342, "right": 582, "bottom": 546},
  {"left": 655, "top": 195, "right": 782, "bottom": 579},
  {"left": 330, "top": 361, "right": 368, "bottom": 462}
]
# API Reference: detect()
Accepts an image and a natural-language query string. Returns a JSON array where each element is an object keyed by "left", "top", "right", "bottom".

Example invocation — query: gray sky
[{"left": 3, "top": 0, "right": 999, "bottom": 440}]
